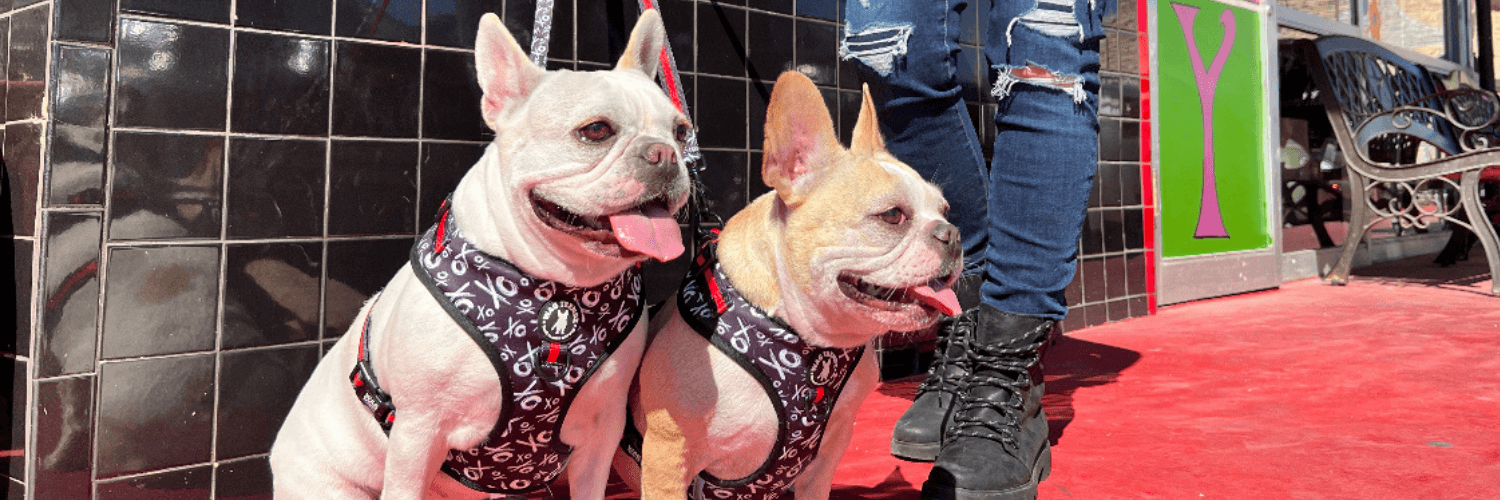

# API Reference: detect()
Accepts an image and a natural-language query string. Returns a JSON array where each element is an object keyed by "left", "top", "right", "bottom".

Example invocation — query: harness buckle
[{"left": 351, "top": 360, "right": 397, "bottom": 434}]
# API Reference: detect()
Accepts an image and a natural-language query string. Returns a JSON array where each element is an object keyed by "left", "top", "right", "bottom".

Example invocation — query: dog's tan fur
[
  {"left": 618, "top": 71, "right": 961, "bottom": 500},
  {"left": 271, "top": 11, "right": 690, "bottom": 500}
]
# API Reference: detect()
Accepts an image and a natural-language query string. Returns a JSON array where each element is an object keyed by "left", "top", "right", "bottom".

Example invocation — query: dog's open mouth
[
  {"left": 531, "top": 193, "right": 684, "bottom": 262},
  {"left": 838, "top": 273, "right": 961, "bottom": 316}
]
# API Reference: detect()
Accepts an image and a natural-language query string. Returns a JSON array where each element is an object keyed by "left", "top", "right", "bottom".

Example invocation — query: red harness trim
[{"left": 705, "top": 269, "right": 728, "bottom": 314}]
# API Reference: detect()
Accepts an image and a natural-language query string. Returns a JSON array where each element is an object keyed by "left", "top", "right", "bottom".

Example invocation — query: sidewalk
[{"left": 828, "top": 253, "right": 1500, "bottom": 499}]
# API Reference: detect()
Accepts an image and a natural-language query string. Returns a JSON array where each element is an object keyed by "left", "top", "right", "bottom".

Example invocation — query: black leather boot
[
  {"left": 890, "top": 275, "right": 983, "bottom": 461},
  {"left": 921, "top": 306, "right": 1054, "bottom": 500}
]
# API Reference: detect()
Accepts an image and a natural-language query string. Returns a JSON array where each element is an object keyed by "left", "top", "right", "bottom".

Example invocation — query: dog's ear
[
  {"left": 761, "top": 71, "right": 841, "bottom": 207},
  {"left": 849, "top": 84, "right": 887, "bottom": 155},
  {"left": 616, "top": 9, "right": 665, "bottom": 80},
  {"left": 475, "top": 13, "right": 544, "bottom": 129}
]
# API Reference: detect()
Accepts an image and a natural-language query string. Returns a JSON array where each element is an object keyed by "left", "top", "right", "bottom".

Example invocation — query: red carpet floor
[{"left": 597, "top": 254, "right": 1500, "bottom": 499}]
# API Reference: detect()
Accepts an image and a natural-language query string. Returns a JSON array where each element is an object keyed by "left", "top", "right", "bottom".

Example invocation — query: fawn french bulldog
[
  {"left": 270, "top": 10, "right": 691, "bottom": 500},
  {"left": 617, "top": 71, "right": 963, "bottom": 500}
]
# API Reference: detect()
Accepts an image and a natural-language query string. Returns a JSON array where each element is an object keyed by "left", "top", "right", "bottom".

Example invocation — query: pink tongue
[
  {"left": 910, "top": 286, "right": 962, "bottom": 316},
  {"left": 608, "top": 207, "right": 684, "bottom": 262}
]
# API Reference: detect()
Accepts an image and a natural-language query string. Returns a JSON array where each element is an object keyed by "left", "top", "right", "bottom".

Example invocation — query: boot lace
[
  {"left": 947, "top": 332, "right": 1047, "bottom": 449},
  {"left": 913, "top": 309, "right": 975, "bottom": 399}
]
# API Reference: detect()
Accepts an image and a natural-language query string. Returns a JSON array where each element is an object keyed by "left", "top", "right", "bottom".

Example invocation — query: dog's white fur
[
  {"left": 618, "top": 72, "right": 961, "bottom": 500},
  {"left": 271, "top": 11, "right": 690, "bottom": 500}
]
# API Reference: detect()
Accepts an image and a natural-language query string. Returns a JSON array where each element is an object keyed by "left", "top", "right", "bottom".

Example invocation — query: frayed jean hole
[
  {"left": 991, "top": 63, "right": 1088, "bottom": 104},
  {"left": 839, "top": 23, "right": 914, "bottom": 77}
]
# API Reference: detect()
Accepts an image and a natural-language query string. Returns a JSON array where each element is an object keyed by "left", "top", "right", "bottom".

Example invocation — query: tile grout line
[
  {"left": 212, "top": 1, "right": 240, "bottom": 488},
  {"left": 91, "top": 0, "right": 126, "bottom": 490},
  {"left": 23, "top": 3, "right": 59, "bottom": 494},
  {"left": 322, "top": 0, "right": 339, "bottom": 347}
]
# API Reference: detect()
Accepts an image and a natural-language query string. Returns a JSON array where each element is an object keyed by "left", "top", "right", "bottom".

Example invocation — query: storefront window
[
  {"left": 1364, "top": 0, "right": 1446, "bottom": 58},
  {"left": 1280, "top": 0, "right": 1459, "bottom": 61},
  {"left": 1281, "top": 0, "right": 1356, "bottom": 25}
]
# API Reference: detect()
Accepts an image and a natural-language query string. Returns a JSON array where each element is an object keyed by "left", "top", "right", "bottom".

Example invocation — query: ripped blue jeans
[{"left": 843, "top": 0, "right": 1112, "bottom": 321}]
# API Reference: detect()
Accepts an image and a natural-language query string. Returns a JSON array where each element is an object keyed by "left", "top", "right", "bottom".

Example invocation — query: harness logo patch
[
  {"left": 807, "top": 349, "right": 840, "bottom": 387},
  {"left": 537, "top": 300, "right": 582, "bottom": 343}
]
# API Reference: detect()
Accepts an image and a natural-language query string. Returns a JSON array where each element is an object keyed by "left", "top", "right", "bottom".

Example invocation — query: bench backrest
[{"left": 1304, "top": 36, "right": 1463, "bottom": 164}]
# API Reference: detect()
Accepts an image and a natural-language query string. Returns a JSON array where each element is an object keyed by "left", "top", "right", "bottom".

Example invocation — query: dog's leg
[
  {"left": 565, "top": 321, "right": 647, "bottom": 500},
  {"left": 792, "top": 356, "right": 879, "bottom": 500},
  {"left": 564, "top": 410, "right": 626, "bottom": 500},
  {"left": 380, "top": 415, "right": 452, "bottom": 500}
]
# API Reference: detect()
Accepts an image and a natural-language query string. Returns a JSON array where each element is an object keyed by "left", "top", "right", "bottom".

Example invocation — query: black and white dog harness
[
  {"left": 351, "top": 200, "right": 644, "bottom": 494},
  {"left": 622, "top": 239, "right": 865, "bottom": 500}
]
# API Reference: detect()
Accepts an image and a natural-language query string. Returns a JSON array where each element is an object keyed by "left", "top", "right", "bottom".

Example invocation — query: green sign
[{"left": 1156, "top": 0, "right": 1271, "bottom": 258}]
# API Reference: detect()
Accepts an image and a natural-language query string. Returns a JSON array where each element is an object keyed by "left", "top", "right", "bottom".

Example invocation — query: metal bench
[{"left": 1300, "top": 35, "right": 1500, "bottom": 294}]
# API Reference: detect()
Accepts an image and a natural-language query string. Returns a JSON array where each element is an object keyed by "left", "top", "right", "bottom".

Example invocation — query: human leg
[
  {"left": 841, "top": 0, "right": 991, "bottom": 463},
  {"left": 924, "top": 0, "right": 1112, "bottom": 498}
]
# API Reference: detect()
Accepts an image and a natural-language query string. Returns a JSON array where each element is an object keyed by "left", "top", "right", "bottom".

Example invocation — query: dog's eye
[
  {"left": 674, "top": 123, "right": 690, "bottom": 144},
  {"left": 578, "top": 121, "right": 616, "bottom": 143},
  {"left": 878, "top": 207, "right": 907, "bottom": 225}
]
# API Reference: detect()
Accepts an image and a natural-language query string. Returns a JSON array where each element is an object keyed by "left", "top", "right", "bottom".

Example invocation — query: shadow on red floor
[{"left": 592, "top": 253, "right": 1499, "bottom": 499}]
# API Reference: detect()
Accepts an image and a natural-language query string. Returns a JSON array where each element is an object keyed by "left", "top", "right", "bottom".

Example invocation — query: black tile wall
[
  {"left": 746, "top": 11, "right": 792, "bottom": 81},
  {"left": 217, "top": 345, "right": 320, "bottom": 460},
  {"left": 101, "top": 245, "right": 220, "bottom": 358},
  {"left": 1, "top": 18, "right": 9, "bottom": 121},
  {"left": 222, "top": 242, "right": 322, "bottom": 349},
  {"left": 697, "top": 149, "right": 749, "bottom": 216},
  {"left": 108, "top": 132, "right": 224, "bottom": 240},
  {"left": 332, "top": 41, "right": 421, "bottom": 138},
  {"left": 215, "top": 456, "right": 272, "bottom": 499},
  {"left": 7, "top": 5, "right": 49, "bottom": 122},
  {"left": 231, "top": 33, "right": 330, "bottom": 136},
  {"left": 226, "top": 138, "right": 326, "bottom": 239},
  {"left": 6, "top": 2, "right": 1151, "bottom": 497},
  {"left": 419, "top": 141, "right": 485, "bottom": 221},
  {"left": 114, "top": 19, "right": 230, "bottom": 131},
  {"left": 53, "top": 0, "right": 114, "bottom": 43},
  {"left": 796, "top": 0, "right": 837, "bottom": 21},
  {"left": 324, "top": 237, "right": 413, "bottom": 337},
  {"left": 1067, "top": 23, "right": 1151, "bottom": 337},
  {"left": 658, "top": 0, "right": 695, "bottom": 74},
  {"left": 794, "top": 18, "right": 837, "bottom": 86},
  {"left": 235, "top": 0, "right": 332, "bottom": 36},
  {"left": 120, "top": 0, "right": 229, "bottom": 24},
  {"left": 422, "top": 49, "right": 489, "bottom": 142},
  {"left": 577, "top": 0, "right": 640, "bottom": 66},
  {"left": 96, "top": 465, "right": 212, "bottom": 500},
  {"left": 5, "top": 123, "right": 42, "bottom": 236},
  {"left": 47, "top": 43, "right": 111, "bottom": 206},
  {"left": 32, "top": 375, "right": 93, "bottom": 499},
  {"left": 330, "top": 140, "right": 418, "bottom": 236},
  {"left": 97, "top": 354, "right": 216, "bottom": 478},
  {"left": 39, "top": 211, "right": 101, "bottom": 377},
  {"left": 694, "top": 75, "right": 745, "bottom": 149},
  {"left": 697, "top": 3, "right": 746, "bottom": 78},
  {"left": 337, "top": 0, "right": 422, "bottom": 43},
  {"left": 427, "top": 0, "right": 502, "bottom": 48}
]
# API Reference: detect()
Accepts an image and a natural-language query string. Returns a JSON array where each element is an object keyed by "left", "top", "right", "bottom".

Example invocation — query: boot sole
[
  {"left": 890, "top": 438, "right": 939, "bottom": 462},
  {"left": 919, "top": 444, "right": 1052, "bottom": 500}
]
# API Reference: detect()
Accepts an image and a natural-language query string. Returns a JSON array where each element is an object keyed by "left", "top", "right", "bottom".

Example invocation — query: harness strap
[{"left": 351, "top": 294, "right": 397, "bottom": 434}]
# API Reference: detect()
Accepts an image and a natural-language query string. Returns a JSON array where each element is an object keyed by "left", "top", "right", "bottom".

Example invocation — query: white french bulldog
[
  {"left": 271, "top": 10, "right": 690, "bottom": 500},
  {"left": 618, "top": 71, "right": 963, "bottom": 500}
]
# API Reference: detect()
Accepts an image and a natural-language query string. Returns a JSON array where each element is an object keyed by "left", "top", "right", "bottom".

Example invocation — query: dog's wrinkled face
[
  {"left": 754, "top": 72, "right": 961, "bottom": 346},
  {"left": 474, "top": 12, "right": 691, "bottom": 266}
]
